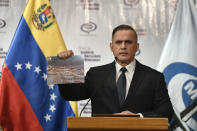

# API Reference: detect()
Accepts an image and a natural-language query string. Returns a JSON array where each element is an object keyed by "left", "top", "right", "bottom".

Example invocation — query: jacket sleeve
[{"left": 141, "top": 74, "right": 174, "bottom": 121}]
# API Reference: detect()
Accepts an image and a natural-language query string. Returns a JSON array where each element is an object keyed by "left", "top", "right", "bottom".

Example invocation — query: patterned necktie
[{"left": 117, "top": 67, "right": 127, "bottom": 106}]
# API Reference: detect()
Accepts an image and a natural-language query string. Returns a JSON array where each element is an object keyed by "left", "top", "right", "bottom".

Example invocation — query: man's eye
[
  {"left": 115, "top": 41, "right": 122, "bottom": 44},
  {"left": 125, "top": 40, "right": 132, "bottom": 44}
]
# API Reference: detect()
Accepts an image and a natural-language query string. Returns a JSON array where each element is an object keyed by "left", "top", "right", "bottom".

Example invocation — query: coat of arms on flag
[{"left": 32, "top": 3, "right": 55, "bottom": 31}]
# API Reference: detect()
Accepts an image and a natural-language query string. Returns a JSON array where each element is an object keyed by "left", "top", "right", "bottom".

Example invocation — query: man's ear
[
  {"left": 110, "top": 42, "right": 113, "bottom": 51},
  {"left": 136, "top": 43, "right": 139, "bottom": 51}
]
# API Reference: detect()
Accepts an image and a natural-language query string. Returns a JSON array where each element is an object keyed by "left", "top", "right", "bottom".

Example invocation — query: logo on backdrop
[
  {"left": 163, "top": 62, "right": 197, "bottom": 129},
  {"left": 32, "top": 3, "right": 55, "bottom": 31},
  {"left": 0, "top": 18, "right": 6, "bottom": 28},
  {"left": 123, "top": 0, "right": 140, "bottom": 7},
  {"left": 81, "top": 21, "right": 97, "bottom": 33}
]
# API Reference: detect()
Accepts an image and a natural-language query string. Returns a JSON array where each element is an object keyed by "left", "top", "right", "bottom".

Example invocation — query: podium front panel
[{"left": 67, "top": 117, "right": 168, "bottom": 131}]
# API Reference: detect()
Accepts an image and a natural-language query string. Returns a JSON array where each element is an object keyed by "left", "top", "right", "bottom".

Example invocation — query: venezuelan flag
[{"left": 0, "top": 0, "right": 77, "bottom": 130}]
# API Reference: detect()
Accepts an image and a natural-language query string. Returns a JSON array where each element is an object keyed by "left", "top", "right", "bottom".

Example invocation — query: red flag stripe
[{"left": 0, "top": 63, "right": 43, "bottom": 131}]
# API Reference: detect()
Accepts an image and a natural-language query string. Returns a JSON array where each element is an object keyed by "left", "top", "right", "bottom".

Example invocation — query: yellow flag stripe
[
  {"left": 23, "top": 0, "right": 78, "bottom": 115},
  {"left": 69, "top": 101, "right": 78, "bottom": 116},
  {"left": 23, "top": 0, "right": 66, "bottom": 57}
]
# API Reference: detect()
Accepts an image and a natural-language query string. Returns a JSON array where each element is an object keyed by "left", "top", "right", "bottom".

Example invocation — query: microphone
[
  {"left": 79, "top": 82, "right": 100, "bottom": 116},
  {"left": 79, "top": 98, "right": 91, "bottom": 116}
]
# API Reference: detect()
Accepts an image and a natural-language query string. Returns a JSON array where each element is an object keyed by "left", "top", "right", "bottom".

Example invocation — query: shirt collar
[{"left": 115, "top": 59, "right": 136, "bottom": 73}]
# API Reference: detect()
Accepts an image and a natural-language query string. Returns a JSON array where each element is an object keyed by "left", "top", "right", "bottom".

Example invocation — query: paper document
[{"left": 47, "top": 55, "right": 84, "bottom": 84}]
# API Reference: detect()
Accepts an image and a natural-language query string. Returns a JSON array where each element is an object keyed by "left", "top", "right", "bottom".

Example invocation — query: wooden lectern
[{"left": 67, "top": 116, "right": 168, "bottom": 131}]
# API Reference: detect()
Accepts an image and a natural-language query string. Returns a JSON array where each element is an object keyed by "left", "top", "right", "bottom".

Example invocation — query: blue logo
[
  {"left": 182, "top": 79, "right": 197, "bottom": 120},
  {"left": 163, "top": 62, "right": 197, "bottom": 122}
]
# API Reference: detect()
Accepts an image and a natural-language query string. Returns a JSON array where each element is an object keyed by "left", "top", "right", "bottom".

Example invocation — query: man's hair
[{"left": 112, "top": 24, "right": 138, "bottom": 41}]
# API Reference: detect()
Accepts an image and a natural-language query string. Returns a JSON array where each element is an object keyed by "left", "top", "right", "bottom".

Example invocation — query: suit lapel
[
  {"left": 126, "top": 60, "right": 146, "bottom": 98},
  {"left": 106, "top": 61, "right": 121, "bottom": 111},
  {"left": 107, "top": 61, "right": 146, "bottom": 110}
]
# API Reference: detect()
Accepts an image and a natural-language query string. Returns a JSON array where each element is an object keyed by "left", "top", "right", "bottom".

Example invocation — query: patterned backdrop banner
[
  {"left": 50, "top": 0, "right": 178, "bottom": 116},
  {"left": 1, "top": 0, "right": 178, "bottom": 117}
]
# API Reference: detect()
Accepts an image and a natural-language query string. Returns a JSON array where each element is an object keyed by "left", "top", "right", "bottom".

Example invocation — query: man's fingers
[
  {"left": 58, "top": 50, "right": 74, "bottom": 59},
  {"left": 121, "top": 110, "right": 136, "bottom": 115}
]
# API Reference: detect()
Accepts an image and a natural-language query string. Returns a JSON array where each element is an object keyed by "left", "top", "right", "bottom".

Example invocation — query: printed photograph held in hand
[{"left": 47, "top": 55, "right": 84, "bottom": 84}]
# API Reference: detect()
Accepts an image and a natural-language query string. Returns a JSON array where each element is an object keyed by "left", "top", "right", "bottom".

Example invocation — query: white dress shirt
[
  {"left": 115, "top": 59, "right": 143, "bottom": 117},
  {"left": 115, "top": 59, "right": 136, "bottom": 99}
]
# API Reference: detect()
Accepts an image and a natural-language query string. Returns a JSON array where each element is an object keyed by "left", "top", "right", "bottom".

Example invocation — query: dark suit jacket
[{"left": 59, "top": 60, "right": 174, "bottom": 120}]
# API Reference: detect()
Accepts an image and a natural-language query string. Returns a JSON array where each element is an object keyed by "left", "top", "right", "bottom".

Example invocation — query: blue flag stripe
[{"left": 5, "top": 16, "right": 74, "bottom": 130}]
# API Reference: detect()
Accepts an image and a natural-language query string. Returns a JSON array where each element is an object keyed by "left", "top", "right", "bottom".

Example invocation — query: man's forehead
[
  {"left": 112, "top": 29, "right": 137, "bottom": 42},
  {"left": 114, "top": 29, "right": 135, "bottom": 35},
  {"left": 113, "top": 30, "right": 135, "bottom": 38}
]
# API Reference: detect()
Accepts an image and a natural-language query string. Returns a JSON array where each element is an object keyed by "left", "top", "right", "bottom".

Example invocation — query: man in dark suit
[{"left": 58, "top": 24, "right": 174, "bottom": 120}]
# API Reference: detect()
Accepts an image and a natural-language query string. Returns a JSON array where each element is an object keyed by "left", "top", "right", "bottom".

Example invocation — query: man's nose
[{"left": 121, "top": 42, "right": 126, "bottom": 48}]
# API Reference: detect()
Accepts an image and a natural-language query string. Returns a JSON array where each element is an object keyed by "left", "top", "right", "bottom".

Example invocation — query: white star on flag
[
  {"left": 49, "top": 104, "right": 56, "bottom": 112},
  {"left": 25, "top": 61, "right": 32, "bottom": 70},
  {"left": 44, "top": 113, "right": 51, "bottom": 122},
  {"left": 34, "top": 66, "right": 41, "bottom": 74},
  {"left": 50, "top": 93, "right": 57, "bottom": 101},
  {"left": 49, "top": 85, "right": 54, "bottom": 90},
  {"left": 42, "top": 73, "right": 47, "bottom": 80},
  {"left": 15, "top": 62, "right": 22, "bottom": 70}
]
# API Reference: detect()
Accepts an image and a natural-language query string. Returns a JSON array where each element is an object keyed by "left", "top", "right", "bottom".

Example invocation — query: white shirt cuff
[{"left": 137, "top": 113, "right": 144, "bottom": 118}]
